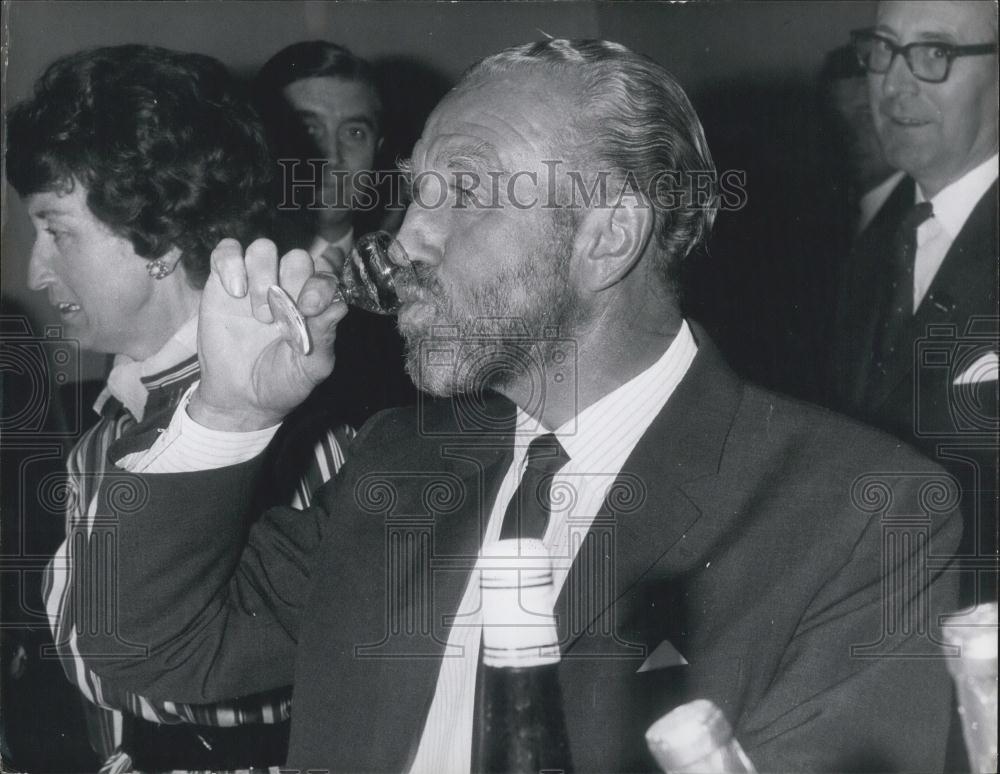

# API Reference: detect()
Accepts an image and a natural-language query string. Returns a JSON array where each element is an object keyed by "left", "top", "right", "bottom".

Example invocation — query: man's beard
[{"left": 399, "top": 216, "right": 578, "bottom": 398}]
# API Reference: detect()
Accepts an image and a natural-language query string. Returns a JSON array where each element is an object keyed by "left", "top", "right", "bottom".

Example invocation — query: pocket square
[
  {"left": 637, "top": 639, "right": 689, "bottom": 672},
  {"left": 953, "top": 351, "right": 998, "bottom": 386}
]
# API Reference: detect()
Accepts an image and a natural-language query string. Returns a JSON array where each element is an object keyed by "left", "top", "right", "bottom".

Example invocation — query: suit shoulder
[
  {"left": 735, "top": 384, "right": 943, "bottom": 475},
  {"left": 353, "top": 393, "right": 516, "bottom": 448}
]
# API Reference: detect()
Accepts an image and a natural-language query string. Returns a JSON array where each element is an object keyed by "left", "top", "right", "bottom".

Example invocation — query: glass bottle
[
  {"left": 646, "top": 699, "right": 756, "bottom": 773},
  {"left": 474, "top": 539, "right": 573, "bottom": 774}
]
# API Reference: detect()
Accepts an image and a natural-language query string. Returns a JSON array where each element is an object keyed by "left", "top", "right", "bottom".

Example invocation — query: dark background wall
[{"left": 2, "top": 0, "right": 875, "bottom": 386}]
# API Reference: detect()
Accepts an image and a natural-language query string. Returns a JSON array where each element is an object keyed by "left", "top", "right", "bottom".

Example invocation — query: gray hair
[{"left": 462, "top": 39, "right": 718, "bottom": 285}]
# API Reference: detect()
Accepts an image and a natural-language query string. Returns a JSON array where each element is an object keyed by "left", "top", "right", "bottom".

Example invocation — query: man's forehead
[
  {"left": 877, "top": 1, "right": 993, "bottom": 42},
  {"left": 283, "top": 75, "right": 379, "bottom": 119},
  {"left": 414, "top": 72, "right": 575, "bottom": 170}
]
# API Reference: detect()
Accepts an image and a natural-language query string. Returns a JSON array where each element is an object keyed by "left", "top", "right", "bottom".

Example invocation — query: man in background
[
  {"left": 832, "top": 0, "right": 998, "bottom": 604},
  {"left": 821, "top": 43, "right": 902, "bottom": 235},
  {"left": 254, "top": 41, "right": 414, "bottom": 427}
]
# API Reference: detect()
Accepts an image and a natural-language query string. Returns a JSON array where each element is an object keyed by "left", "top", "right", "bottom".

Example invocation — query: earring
[{"left": 146, "top": 259, "right": 175, "bottom": 280}]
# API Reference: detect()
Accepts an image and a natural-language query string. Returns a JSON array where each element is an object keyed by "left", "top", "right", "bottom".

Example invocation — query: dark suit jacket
[
  {"left": 84, "top": 328, "right": 961, "bottom": 772},
  {"left": 831, "top": 179, "right": 998, "bottom": 599}
]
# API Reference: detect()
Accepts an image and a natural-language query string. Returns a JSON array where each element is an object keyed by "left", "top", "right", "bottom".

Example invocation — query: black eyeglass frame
[{"left": 850, "top": 28, "right": 998, "bottom": 83}]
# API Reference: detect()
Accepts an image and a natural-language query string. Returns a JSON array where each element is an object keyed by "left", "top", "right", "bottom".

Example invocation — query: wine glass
[
  {"left": 268, "top": 231, "right": 413, "bottom": 355},
  {"left": 337, "top": 230, "right": 415, "bottom": 315}
]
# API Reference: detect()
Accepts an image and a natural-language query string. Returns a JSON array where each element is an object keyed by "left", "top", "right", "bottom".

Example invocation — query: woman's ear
[{"left": 160, "top": 246, "right": 184, "bottom": 272}]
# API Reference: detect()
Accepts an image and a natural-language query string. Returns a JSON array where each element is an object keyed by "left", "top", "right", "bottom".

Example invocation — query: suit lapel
[
  {"left": 556, "top": 326, "right": 744, "bottom": 656},
  {"left": 915, "top": 180, "right": 998, "bottom": 324},
  {"left": 877, "top": 181, "right": 999, "bottom": 404},
  {"left": 308, "top": 397, "right": 516, "bottom": 772},
  {"left": 840, "top": 178, "right": 915, "bottom": 406}
]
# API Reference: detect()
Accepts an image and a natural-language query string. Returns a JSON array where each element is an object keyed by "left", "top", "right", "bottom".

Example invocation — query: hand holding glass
[{"left": 268, "top": 231, "right": 414, "bottom": 354}]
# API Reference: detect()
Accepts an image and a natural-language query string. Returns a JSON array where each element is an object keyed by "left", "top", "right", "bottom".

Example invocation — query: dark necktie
[
  {"left": 870, "top": 201, "right": 934, "bottom": 382},
  {"left": 499, "top": 433, "right": 571, "bottom": 541}
]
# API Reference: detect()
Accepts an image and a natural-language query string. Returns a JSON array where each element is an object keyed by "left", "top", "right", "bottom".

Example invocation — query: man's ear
[{"left": 572, "top": 185, "right": 654, "bottom": 292}]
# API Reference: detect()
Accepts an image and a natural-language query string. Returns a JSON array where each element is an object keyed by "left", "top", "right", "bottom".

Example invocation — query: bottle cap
[
  {"left": 645, "top": 699, "right": 734, "bottom": 770},
  {"left": 942, "top": 603, "right": 998, "bottom": 679},
  {"left": 480, "top": 539, "right": 560, "bottom": 668}
]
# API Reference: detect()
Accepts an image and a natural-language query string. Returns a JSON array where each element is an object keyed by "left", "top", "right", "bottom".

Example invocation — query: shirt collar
[
  {"left": 309, "top": 228, "right": 355, "bottom": 261},
  {"left": 95, "top": 314, "right": 199, "bottom": 421},
  {"left": 513, "top": 319, "right": 698, "bottom": 467},
  {"left": 917, "top": 153, "right": 999, "bottom": 239}
]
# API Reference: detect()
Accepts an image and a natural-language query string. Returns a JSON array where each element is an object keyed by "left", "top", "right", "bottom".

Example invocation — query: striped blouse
[{"left": 42, "top": 350, "right": 351, "bottom": 771}]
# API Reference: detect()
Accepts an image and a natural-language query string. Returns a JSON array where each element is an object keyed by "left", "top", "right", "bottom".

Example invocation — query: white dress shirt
[
  {"left": 408, "top": 321, "right": 698, "bottom": 774},
  {"left": 913, "top": 154, "right": 998, "bottom": 311}
]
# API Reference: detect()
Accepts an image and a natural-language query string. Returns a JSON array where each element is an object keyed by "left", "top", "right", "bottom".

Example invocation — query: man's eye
[
  {"left": 925, "top": 44, "right": 949, "bottom": 60},
  {"left": 454, "top": 185, "right": 480, "bottom": 207},
  {"left": 343, "top": 126, "right": 369, "bottom": 143},
  {"left": 304, "top": 122, "right": 323, "bottom": 138}
]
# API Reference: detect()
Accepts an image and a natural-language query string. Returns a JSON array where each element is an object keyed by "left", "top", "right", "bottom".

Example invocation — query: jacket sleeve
[
  {"left": 68, "top": 456, "right": 320, "bottom": 704},
  {"left": 740, "top": 473, "right": 963, "bottom": 773},
  {"left": 72, "top": 415, "right": 367, "bottom": 706}
]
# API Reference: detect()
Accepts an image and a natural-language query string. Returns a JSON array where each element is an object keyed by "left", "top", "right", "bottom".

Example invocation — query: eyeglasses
[{"left": 851, "top": 29, "right": 998, "bottom": 83}]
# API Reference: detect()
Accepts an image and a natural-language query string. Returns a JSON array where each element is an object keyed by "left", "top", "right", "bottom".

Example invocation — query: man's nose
[
  {"left": 396, "top": 205, "right": 443, "bottom": 267},
  {"left": 27, "top": 240, "right": 55, "bottom": 291},
  {"left": 323, "top": 133, "right": 343, "bottom": 167},
  {"left": 881, "top": 50, "right": 920, "bottom": 97}
]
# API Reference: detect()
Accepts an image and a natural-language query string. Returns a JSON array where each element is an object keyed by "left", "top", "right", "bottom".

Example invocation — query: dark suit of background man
[
  {"left": 254, "top": 41, "right": 415, "bottom": 431},
  {"left": 80, "top": 39, "right": 961, "bottom": 772},
  {"left": 832, "top": 0, "right": 998, "bottom": 604}
]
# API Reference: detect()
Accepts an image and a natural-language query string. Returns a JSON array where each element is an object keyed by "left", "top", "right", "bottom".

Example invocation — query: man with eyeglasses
[{"left": 832, "top": 0, "right": 998, "bottom": 606}]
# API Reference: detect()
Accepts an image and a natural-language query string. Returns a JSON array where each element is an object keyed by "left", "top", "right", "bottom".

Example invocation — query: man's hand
[{"left": 190, "top": 238, "right": 348, "bottom": 431}]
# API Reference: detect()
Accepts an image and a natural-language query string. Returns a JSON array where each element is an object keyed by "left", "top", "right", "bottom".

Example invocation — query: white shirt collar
[
  {"left": 97, "top": 314, "right": 199, "bottom": 420},
  {"left": 917, "top": 153, "right": 999, "bottom": 238},
  {"left": 308, "top": 228, "right": 354, "bottom": 262},
  {"left": 512, "top": 319, "right": 698, "bottom": 467}
]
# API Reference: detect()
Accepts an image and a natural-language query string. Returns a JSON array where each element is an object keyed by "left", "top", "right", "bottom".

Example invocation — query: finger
[
  {"left": 297, "top": 272, "right": 347, "bottom": 317},
  {"left": 245, "top": 239, "right": 280, "bottom": 322},
  {"left": 278, "top": 248, "right": 315, "bottom": 300},
  {"left": 210, "top": 239, "right": 249, "bottom": 298},
  {"left": 304, "top": 287, "right": 350, "bottom": 364}
]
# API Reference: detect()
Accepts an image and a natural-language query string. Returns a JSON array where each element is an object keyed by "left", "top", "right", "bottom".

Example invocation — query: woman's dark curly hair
[{"left": 5, "top": 45, "right": 273, "bottom": 288}]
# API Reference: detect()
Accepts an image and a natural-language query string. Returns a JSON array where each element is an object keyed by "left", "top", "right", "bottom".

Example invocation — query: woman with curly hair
[{"left": 6, "top": 44, "right": 350, "bottom": 773}]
